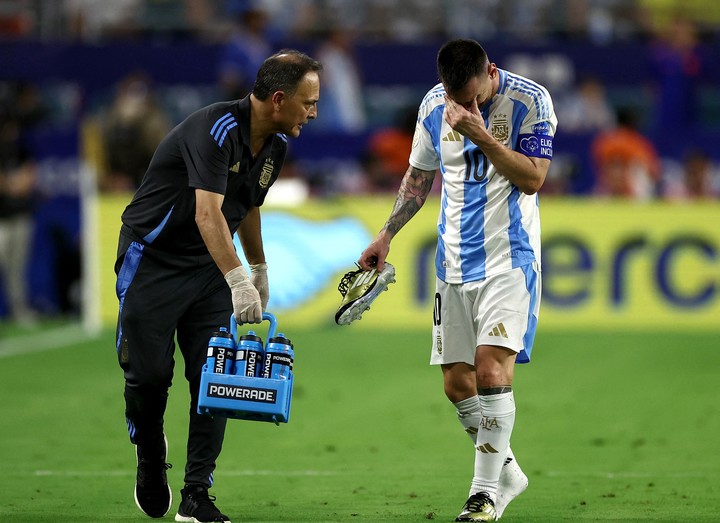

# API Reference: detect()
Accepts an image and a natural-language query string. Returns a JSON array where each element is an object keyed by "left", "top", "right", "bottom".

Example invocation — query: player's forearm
[
  {"left": 237, "top": 206, "right": 266, "bottom": 266},
  {"left": 480, "top": 139, "right": 546, "bottom": 194},
  {"left": 197, "top": 209, "right": 242, "bottom": 275},
  {"left": 382, "top": 166, "right": 436, "bottom": 237}
]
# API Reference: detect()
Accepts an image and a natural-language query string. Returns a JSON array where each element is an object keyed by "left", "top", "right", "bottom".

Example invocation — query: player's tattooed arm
[
  {"left": 358, "top": 166, "right": 435, "bottom": 271},
  {"left": 383, "top": 166, "right": 436, "bottom": 236}
]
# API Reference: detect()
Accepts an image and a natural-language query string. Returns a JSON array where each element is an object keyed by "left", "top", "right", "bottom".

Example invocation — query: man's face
[
  {"left": 447, "top": 63, "right": 497, "bottom": 110},
  {"left": 276, "top": 72, "right": 320, "bottom": 137}
]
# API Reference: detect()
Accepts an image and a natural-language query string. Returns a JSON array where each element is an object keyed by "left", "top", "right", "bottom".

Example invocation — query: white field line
[
  {"left": 0, "top": 324, "right": 97, "bottom": 358},
  {"left": 33, "top": 469, "right": 338, "bottom": 477}
]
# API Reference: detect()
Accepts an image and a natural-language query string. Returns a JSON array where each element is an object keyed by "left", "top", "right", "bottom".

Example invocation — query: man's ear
[
  {"left": 271, "top": 91, "right": 285, "bottom": 111},
  {"left": 488, "top": 63, "right": 498, "bottom": 79}
]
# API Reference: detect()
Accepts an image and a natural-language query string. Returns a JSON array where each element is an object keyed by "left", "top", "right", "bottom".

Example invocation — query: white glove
[
  {"left": 224, "top": 265, "right": 262, "bottom": 324},
  {"left": 249, "top": 262, "right": 269, "bottom": 310}
]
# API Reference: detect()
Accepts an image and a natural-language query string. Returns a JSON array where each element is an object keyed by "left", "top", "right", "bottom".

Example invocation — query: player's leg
[
  {"left": 466, "top": 263, "right": 540, "bottom": 519},
  {"left": 490, "top": 263, "right": 540, "bottom": 518},
  {"left": 175, "top": 263, "right": 231, "bottom": 523},
  {"left": 450, "top": 373, "right": 527, "bottom": 519},
  {"left": 442, "top": 359, "right": 505, "bottom": 521},
  {"left": 176, "top": 283, "right": 230, "bottom": 489},
  {"left": 115, "top": 238, "right": 185, "bottom": 517},
  {"left": 118, "top": 301, "right": 175, "bottom": 455},
  {"left": 116, "top": 238, "right": 186, "bottom": 450},
  {"left": 442, "top": 361, "right": 481, "bottom": 441},
  {"left": 468, "top": 345, "right": 516, "bottom": 501},
  {"left": 431, "top": 280, "right": 495, "bottom": 521},
  {"left": 444, "top": 344, "right": 515, "bottom": 522}
]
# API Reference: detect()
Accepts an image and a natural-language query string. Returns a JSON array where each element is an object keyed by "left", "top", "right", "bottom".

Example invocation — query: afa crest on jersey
[
  {"left": 491, "top": 114, "right": 509, "bottom": 143},
  {"left": 259, "top": 158, "right": 274, "bottom": 188}
]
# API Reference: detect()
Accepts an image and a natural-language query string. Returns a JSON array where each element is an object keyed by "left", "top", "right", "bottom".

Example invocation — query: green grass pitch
[{"left": 0, "top": 324, "right": 719, "bottom": 521}]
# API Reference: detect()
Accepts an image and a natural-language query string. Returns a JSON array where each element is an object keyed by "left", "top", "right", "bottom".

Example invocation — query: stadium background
[
  {"left": 1, "top": 1, "right": 720, "bottom": 325},
  {"left": 1, "top": 1, "right": 719, "bottom": 521}
]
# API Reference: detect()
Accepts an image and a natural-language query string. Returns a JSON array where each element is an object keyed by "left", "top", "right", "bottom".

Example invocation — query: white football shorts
[{"left": 430, "top": 262, "right": 541, "bottom": 365}]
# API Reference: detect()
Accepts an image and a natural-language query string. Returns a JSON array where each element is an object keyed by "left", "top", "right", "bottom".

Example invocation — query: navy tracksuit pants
[{"left": 115, "top": 229, "right": 232, "bottom": 487}]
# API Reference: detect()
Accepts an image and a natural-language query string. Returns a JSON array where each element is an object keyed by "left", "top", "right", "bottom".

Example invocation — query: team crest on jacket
[
  {"left": 492, "top": 114, "right": 509, "bottom": 143},
  {"left": 259, "top": 158, "right": 274, "bottom": 188}
]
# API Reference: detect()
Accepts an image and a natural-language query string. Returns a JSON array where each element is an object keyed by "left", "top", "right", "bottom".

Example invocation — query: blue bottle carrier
[{"left": 198, "top": 312, "right": 294, "bottom": 424}]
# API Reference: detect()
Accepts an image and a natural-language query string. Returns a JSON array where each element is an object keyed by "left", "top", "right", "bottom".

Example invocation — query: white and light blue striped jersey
[{"left": 409, "top": 68, "right": 557, "bottom": 284}]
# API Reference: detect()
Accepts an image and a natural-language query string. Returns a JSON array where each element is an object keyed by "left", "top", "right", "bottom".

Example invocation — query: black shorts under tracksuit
[{"left": 115, "top": 95, "right": 286, "bottom": 487}]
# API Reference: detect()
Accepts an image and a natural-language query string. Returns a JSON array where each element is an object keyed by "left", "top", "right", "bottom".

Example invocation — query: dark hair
[
  {"left": 252, "top": 49, "right": 323, "bottom": 100},
  {"left": 437, "top": 39, "right": 489, "bottom": 94}
]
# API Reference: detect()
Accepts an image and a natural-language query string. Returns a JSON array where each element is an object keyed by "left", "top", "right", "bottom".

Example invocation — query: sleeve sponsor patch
[{"left": 518, "top": 133, "right": 553, "bottom": 159}]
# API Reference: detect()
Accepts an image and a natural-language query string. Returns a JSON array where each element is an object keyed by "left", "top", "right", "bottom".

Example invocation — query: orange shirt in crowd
[{"left": 591, "top": 127, "right": 662, "bottom": 198}]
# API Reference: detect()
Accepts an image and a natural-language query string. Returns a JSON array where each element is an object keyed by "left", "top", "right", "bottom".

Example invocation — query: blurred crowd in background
[
  {"left": 1, "top": 0, "right": 719, "bottom": 44},
  {"left": 1, "top": 0, "right": 720, "bottom": 324}
]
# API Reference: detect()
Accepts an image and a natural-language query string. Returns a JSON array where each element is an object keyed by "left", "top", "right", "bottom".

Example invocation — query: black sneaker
[
  {"left": 175, "top": 485, "right": 231, "bottom": 523},
  {"left": 455, "top": 491, "right": 497, "bottom": 522},
  {"left": 134, "top": 435, "right": 173, "bottom": 518}
]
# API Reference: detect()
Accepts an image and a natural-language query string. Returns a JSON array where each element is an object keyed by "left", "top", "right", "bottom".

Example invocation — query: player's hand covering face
[{"left": 444, "top": 67, "right": 497, "bottom": 144}]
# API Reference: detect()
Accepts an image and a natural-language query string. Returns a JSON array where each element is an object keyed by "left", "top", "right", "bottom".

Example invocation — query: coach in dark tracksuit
[{"left": 114, "top": 50, "right": 321, "bottom": 523}]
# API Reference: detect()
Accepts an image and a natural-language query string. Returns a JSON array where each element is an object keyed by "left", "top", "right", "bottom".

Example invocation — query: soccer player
[
  {"left": 358, "top": 39, "right": 557, "bottom": 521},
  {"left": 114, "top": 50, "right": 321, "bottom": 522}
]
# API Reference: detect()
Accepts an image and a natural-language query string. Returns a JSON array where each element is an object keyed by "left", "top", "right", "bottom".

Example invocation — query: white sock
[
  {"left": 454, "top": 396, "right": 482, "bottom": 444},
  {"left": 470, "top": 390, "right": 516, "bottom": 500},
  {"left": 505, "top": 446, "right": 516, "bottom": 466}
]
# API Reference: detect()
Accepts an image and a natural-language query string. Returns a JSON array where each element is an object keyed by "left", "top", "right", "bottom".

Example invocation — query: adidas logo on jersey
[
  {"left": 488, "top": 323, "right": 508, "bottom": 338},
  {"left": 442, "top": 130, "right": 462, "bottom": 142}
]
